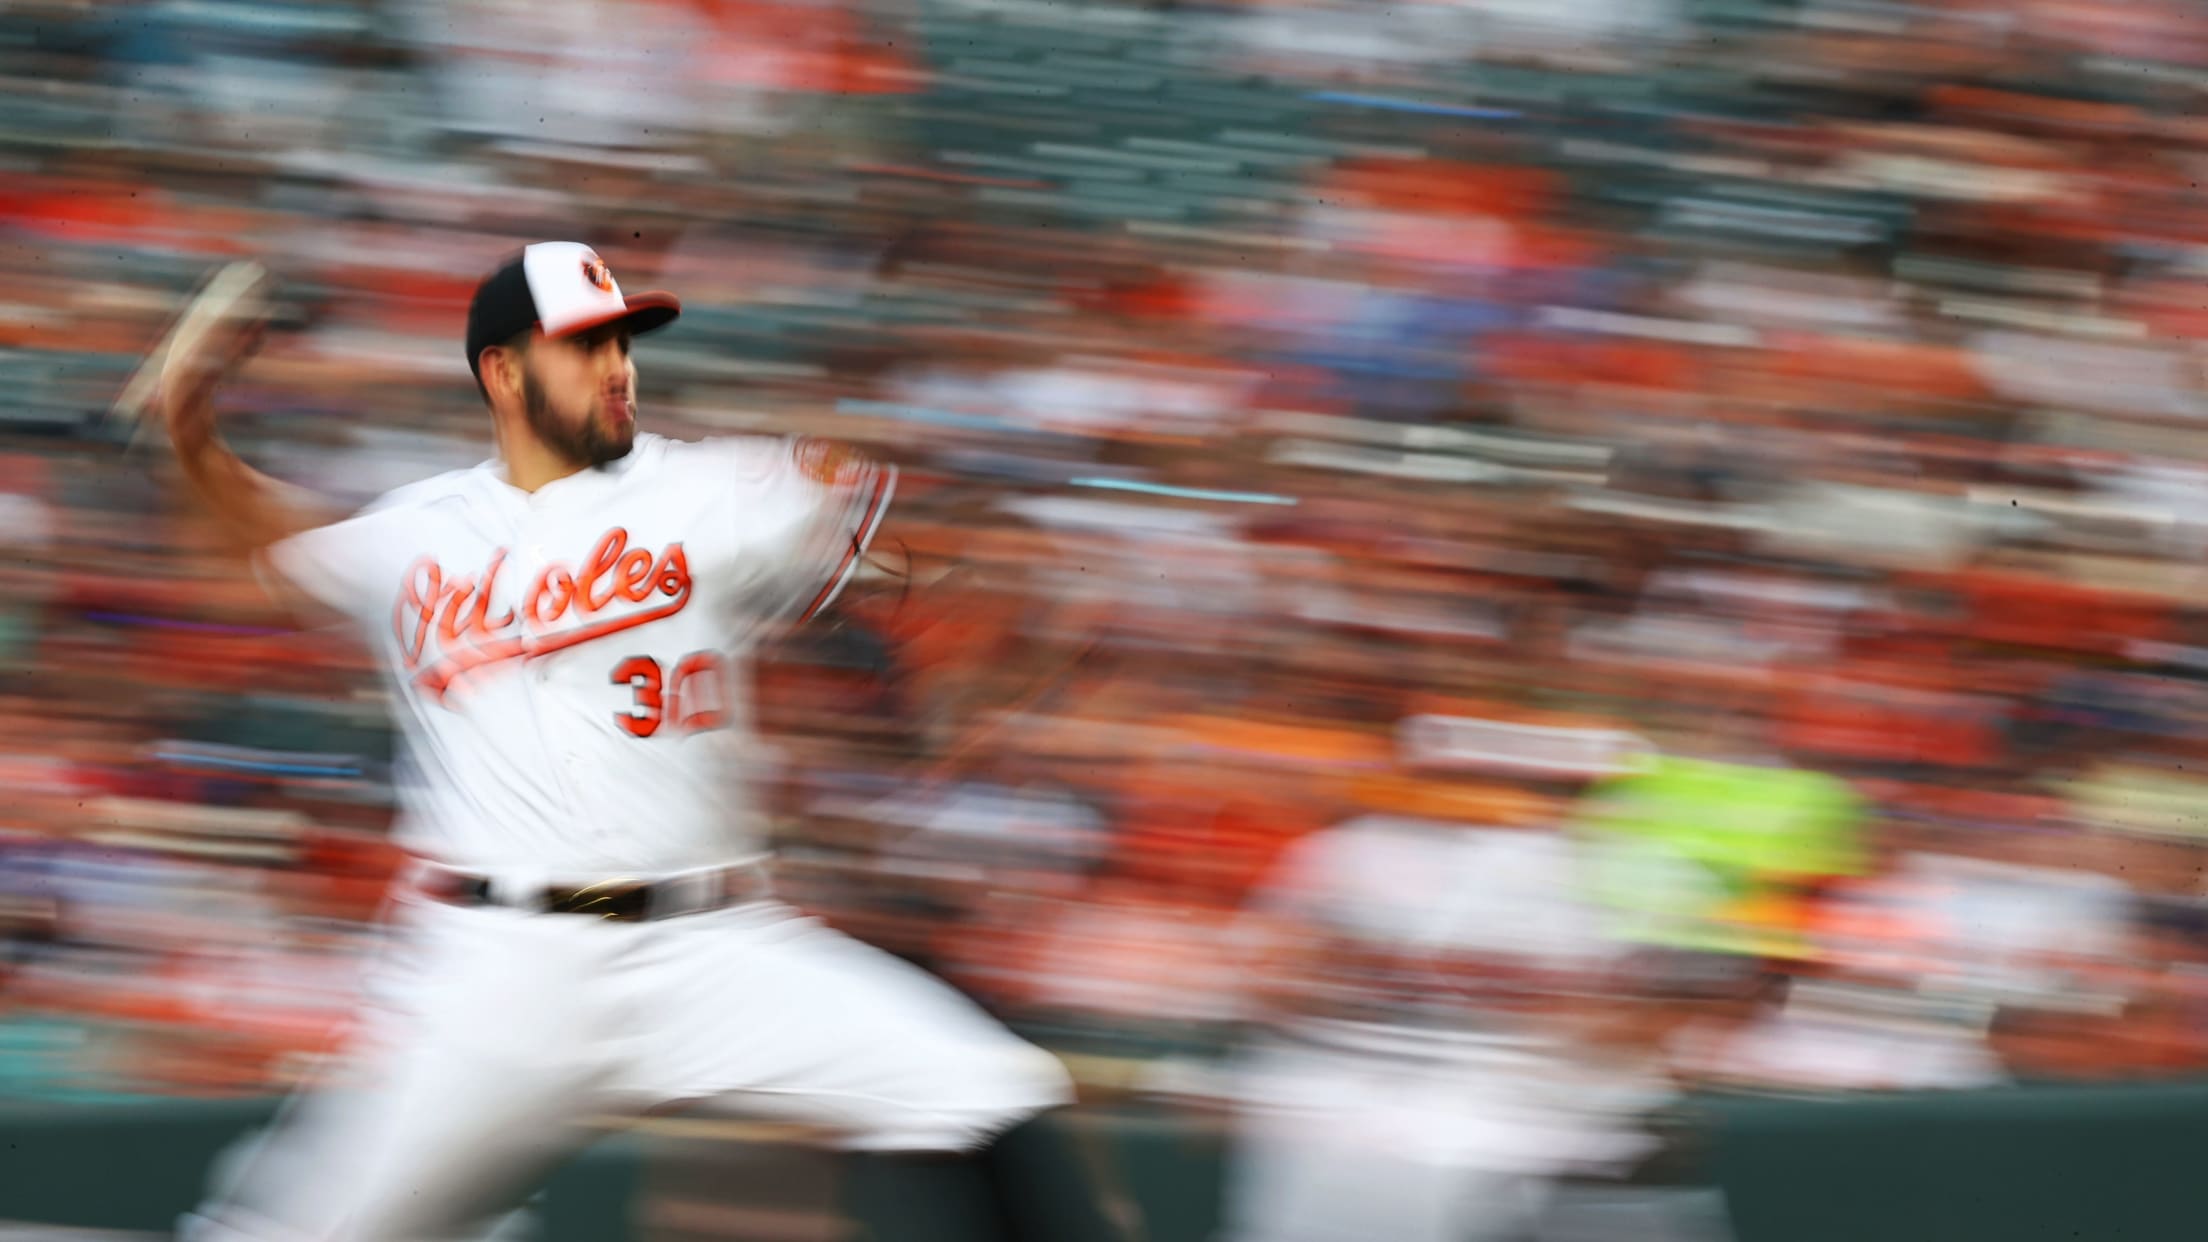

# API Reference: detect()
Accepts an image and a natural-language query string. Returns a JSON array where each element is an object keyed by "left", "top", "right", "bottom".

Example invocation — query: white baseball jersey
[{"left": 259, "top": 432, "right": 894, "bottom": 874}]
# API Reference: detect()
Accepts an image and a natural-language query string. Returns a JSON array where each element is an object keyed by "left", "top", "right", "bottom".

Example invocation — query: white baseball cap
[{"left": 466, "top": 241, "right": 680, "bottom": 385}]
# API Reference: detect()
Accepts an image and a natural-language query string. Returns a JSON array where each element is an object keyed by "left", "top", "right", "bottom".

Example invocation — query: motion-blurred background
[{"left": 4, "top": 0, "right": 2208, "bottom": 1238}]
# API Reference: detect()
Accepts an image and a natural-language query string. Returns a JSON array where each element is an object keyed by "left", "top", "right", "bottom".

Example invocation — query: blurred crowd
[{"left": 3, "top": 0, "right": 2208, "bottom": 1129}]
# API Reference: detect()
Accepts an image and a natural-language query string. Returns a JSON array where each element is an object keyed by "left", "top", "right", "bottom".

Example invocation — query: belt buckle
[{"left": 557, "top": 877, "right": 651, "bottom": 921}]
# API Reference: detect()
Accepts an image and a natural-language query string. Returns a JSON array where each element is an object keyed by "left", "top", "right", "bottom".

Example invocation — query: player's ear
[{"left": 480, "top": 336, "right": 530, "bottom": 406}]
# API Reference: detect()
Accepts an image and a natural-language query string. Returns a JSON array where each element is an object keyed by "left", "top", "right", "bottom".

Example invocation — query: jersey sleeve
[
  {"left": 732, "top": 436, "right": 898, "bottom": 624},
  {"left": 253, "top": 495, "right": 434, "bottom": 626}
]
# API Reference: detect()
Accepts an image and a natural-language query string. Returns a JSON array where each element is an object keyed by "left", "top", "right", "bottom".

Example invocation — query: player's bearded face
[{"left": 521, "top": 348, "right": 636, "bottom": 468}]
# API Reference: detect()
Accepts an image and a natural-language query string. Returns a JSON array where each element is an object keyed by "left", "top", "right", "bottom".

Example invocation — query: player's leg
[
  {"left": 182, "top": 903, "right": 617, "bottom": 1242},
  {"left": 188, "top": 1125, "right": 545, "bottom": 1242},
  {"left": 612, "top": 902, "right": 1125, "bottom": 1242}
]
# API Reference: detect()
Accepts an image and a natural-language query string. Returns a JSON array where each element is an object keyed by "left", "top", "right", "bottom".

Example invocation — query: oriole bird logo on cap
[{"left": 582, "top": 254, "right": 615, "bottom": 294}]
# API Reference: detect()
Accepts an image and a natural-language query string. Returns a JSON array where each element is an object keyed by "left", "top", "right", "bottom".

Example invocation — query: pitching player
[{"left": 154, "top": 243, "right": 1121, "bottom": 1242}]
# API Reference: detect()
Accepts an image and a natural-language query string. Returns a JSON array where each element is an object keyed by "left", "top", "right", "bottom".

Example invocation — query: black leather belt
[{"left": 418, "top": 862, "right": 771, "bottom": 922}]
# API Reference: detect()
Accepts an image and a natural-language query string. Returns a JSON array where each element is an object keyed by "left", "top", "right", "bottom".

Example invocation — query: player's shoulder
[
  {"left": 640, "top": 431, "right": 865, "bottom": 490},
  {"left": 638, "top": 431, "right": 781, "bottom": 476},
  {"left": 352, "top": 463, "right": 492, "bottom": 519}
]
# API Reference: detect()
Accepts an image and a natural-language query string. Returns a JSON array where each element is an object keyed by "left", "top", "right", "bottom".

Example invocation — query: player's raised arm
[
  {"left": 776, "top": 442, "right": 1101, "bottom": 777},
  {"left": 780, "top": 437, "right": 903, "bottom": 628},
  {"left": 151, "top": 266, "right": 336, "bottom": 556}
]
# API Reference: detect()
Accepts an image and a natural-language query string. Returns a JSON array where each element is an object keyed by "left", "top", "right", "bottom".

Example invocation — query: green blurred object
[{"left": 1575, "top": 755, "right": 1866, "bottom": 957}]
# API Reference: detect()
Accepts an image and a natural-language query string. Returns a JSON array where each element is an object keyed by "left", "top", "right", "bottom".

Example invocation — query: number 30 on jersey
[{"left": 610, "top": 652, "right": 729, "bottom": 738}]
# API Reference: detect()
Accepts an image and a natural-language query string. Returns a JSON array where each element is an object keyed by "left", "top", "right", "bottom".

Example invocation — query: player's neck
[{"left": 497, "top": 433, "right": 589, "bottom": 494}]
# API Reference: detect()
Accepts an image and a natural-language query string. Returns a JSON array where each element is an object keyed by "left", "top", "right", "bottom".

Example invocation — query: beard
[{"left": 522, "top": 369, "right": 633, "bottom": 468}]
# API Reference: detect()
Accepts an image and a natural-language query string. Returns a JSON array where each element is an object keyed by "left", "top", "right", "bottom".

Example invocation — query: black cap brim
[{"left": 543, "top": 291, "right": 682, "bottom": 340}]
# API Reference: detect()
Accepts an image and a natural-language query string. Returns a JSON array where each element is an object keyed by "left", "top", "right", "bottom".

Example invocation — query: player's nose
[{"left": 586, "top": 337, "right": 627, "bottom": 379}]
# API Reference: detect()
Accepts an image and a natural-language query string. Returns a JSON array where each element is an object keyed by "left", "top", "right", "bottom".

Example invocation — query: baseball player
[
  {"left": 1218, "top": 810, "right": 1676, "bottom": 1242},
  {"left": 153, "top": 244, "right": 1121, "bottom": 1242}
]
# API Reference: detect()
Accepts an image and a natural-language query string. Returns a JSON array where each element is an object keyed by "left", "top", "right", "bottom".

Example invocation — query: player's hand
[{"left": 156, "top": 264, "right": 272, "bottom": 451}]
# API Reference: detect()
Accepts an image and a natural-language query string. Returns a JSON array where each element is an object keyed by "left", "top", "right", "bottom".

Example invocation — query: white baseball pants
[{"left": 180, "top": 894, "right": 1073, "bottom": 1242}]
